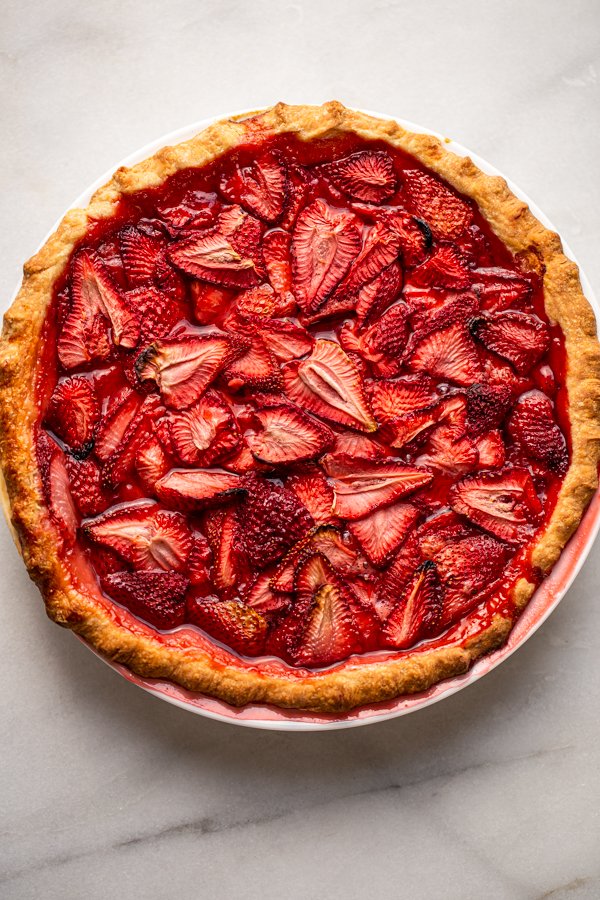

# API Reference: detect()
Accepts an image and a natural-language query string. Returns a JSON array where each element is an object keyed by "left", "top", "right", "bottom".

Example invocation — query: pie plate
[{"left": 3, "top": 107, "right": 599, "bottom": 731}]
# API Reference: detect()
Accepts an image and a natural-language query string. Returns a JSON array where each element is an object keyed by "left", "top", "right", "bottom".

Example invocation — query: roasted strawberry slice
[
  {"left": 190, "top": 282, "right": 235, "bottom": 325},
  {"left": 119, "top": 226, "right": 163, "bottom": 287},
  {"left": 284, "top": 339, "right": 376, "bottom": 432},
  {"left": 65, "top": 456, "right": 109, "bottom": 517},
  {"left": 262, "top": 229, "right": 294, "bottom": 302},
  {"left": 409, "top": 290, "right": 479, "bottom": 339},
  {"left": 286, "top": 465, "right": 336, "bottom": 524},
  {"left": 168, "top": 229, "right": 259, "bottom": 289},
  {"left": 376, "top": 534, "right": 422, "bottom": 617},
  {"left": 433, "top": 533, "right": 510, "bottom": 621},
  {"left": 234, "top": 283, "right": 277, "bottom": 319},
  {"left": 105, "top": 570, "right": 188, "bottom": 629},
  {"left": 244, "top": 316, "right": 313, "bottom": 362},
  {"left": 136, "top": 334, "right": 236, "bottom": 409},
  {"left": 244, "top": 569, "right": 290, "bottom": 613},
  {"left": 358, "top": 302, "right": 410, "bottom": 376},
  {"left": 351, "top": 205, "right": 432, "bottom": 267},
  {"left": 280, "top": 163, "right": 309, "bottom": 230},
  {"left": 46, "top": 377, "right": 99, "bottom": 458},
  {"left": 338, "top": 220, "right": 402, "bottom": 296},
  {"left": 323, "top": 454, "right": 433, "bottom": 520},
  {"left": 465, "top": 382, "right": 515, "bottom": 436},
  {"left": 220, "top": 151, "right": 286, "bottom": 222},
  {"left": 355, "top": 262, "right": 402, "bottom": 328},
  {"left": 85, "top": 504, "right": 192, "bottom": 571},
  {"left": 94, "top": 389, "right": 143, "bottom": 462},
  {"left": 155, "top": 468, "right": 242, "bottom": 509},
  {"left": 37, "top": 433, "right": 78, "bottom": 540},
  {"left": 291, "top": 200, "right": 362, "bottom": 312},
  {"left": 402, "top": 169, "right": 473, "bottom": 239},
  {"left": 418, "top": 424, "right": 479, "bottom": 474},
  {"left": 507, "top": 390, "right": 568, "bottom": 475},
  {"left": 407, "top": 322, "right": 482, "bottom": 386},
  {"left": 349, "top": 502, "right": 420, "bottom": 567},
  {"left": 417, "top": 510, "right": 475, "bottom": 558},
  {"left": 223, "top": 334, "right": 282, "bottom": 392},
  {"left": 382, "top": 560, "right": 443, "bottom": 649},
  {"left": 475, "top": 430, "right": 506, "bottom": 468},
  {"left": 324, "top": 150, "right": 397, "bottom": 204},
  {"left": 366, "top": 375, "right": 437, "bottom": 423},
  {"left": 247, "top": 403, "right": 333, "bottom": 465},
  {"left": 271, "top": 524, "right": 364, "bottom": 593},
  {"left": 187, "top": 533, "right": 213, "bottom": 588},
  {"left": 161, "top": 390, "right": 239, "bottom": 466},
  {"left": 410, "top": 242, "right": 472, "bottom": 290},
  {"left": 206, "top": 506, "right": 240, "bottom": 590},
  {"left": 472, "top": 267, "right": 532, "bottom": 311},
  {"left": 58, "top": 250, "right": 140, "bottom": 369},
  {"left": 135, "top": 436, "right": 170, "bottom": 494},
  {"left": 449, "top": 468, "right": 544, "bottom": 543},
  {"left": 331, "top": 431, "right": 386, "bottom": 460},
  {"left": 217, "top": 204, "right": 267, "bottom": 277},
  {"left": 101, "top": 395, "right": 163, "bottom": 488},
  {"left": 470, "top": 311, "right": 550, "bottom": 375},
  {"left": 124, "top": 285, "right": 183, "bottom": 342},
  {"left": 236, "top": 475, "right": 313, "bottom": 569},
  {"left": 187, "top": 597, "right": 268, "bottom": 656},
  {"left": 380, "top": 404, "right": 439, "bottom": 449}
]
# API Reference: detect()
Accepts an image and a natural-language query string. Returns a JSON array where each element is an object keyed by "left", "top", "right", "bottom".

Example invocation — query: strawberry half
[
  {"left": 402, "top": 169, "right": 473, "bottom": 239},
  {"left": 432, "top": 533, "right": 510, "bottom": 623},
  {"left": 324, "top": 150, "right": 397, "bottom": 204},
  {"left": 284, "top": 339, "right": 376, "bottom": 432},
  {"left": 465, "top": 382, "right": 515, "bottom": 436},
  {"left": 168, "top": 229, "right": 259, "bottom": 289},
  {"left": 409, "top": 243, "right": 472, "bottom": 290},
  {"left": 65, "top": 456, "right": 109, "bottom": 517},
  {"left": 161, "top": 390, "right": 239, "bottom": 465},
  {"left": 236, "top": 475, "right": 313, "bottom": 569},
  {"left": 291, "top": 200, "right": 362, "bottom": 312},
  {"left": 119, "top": 226, "right": 164, "bottom": 288},
  {"left": 37, "top": 433, "right": 78, "bottom": 540},
  {"left": 46, "top": 376, "right": 99, "bottom": 458},
  {"left": 135, "top": 436, "right": 170, "bottom": 494},
  {"left": 286, "top": 465, "right": 336, "bottom": 524},
  {"left": 470, "top": 311, "right": 550, "bottom": 374},
  {"left": 382, "top": 560, "right": 443, "bottom": 649},
  {"left": 417, "top": 424, "right": 479, "bottom": 474},
  {"left": 105, "top": 570, "right": 189, "bottom": 630},
  {"left": 472, "top": 267, "right": 532, "bottom": 311},
  {"left": 449, "top": 468, "right": 544, "bottom": 543},
  {"left": 58, "top": 250, "right": 140, "bottom": 369},
  {"left": 366, "top": 375, "right": 437, "bottom": 423},
  {"left": 136, "top": 334, "right": 236, "bottom": 409},
  {"left": 220, "top": 151, "right": 287, "bottom": 222},
  {"left": 246, "top": 403, "right": 334, "bottom": 465},
  {"left": 206, "top": 506, "right": 240, "bottom": 591},
  {"left": 155, "top": 468, "right": 242, "bottom": 510},
  {"left": 506, "top": 390, "right": 568, "bottom": 474},
  {"left": 85, "top": 504, "right": 192, "bottom": 571},
  {"left": 331, "top": 431, "right": 386, "bottom": 460},
  {"left": 407, "top": 322, "right": 482, "bottom": 386},
  {"left": 187, "top": 597, "right": 268, "bottom": 656},
  {"left": 355, "top": 262, "right": 402, "bottom": 327},
  {"left": 349, "top": 502, "right": 420, "bottom": 567},
  {"left": 322, "top": 454, "right": 433, "bottom": 520},
  {"left": 125, "top": 286, "right": 184, "bottom": 342},
  {"left": 243, "top": 316, "right": 313, "bottom": 362},
  {"left": 223, "top": 335, "right": 282, "bottom": 392},
  {"left": 262, "top": 229, "right": 294, "bottom": 302}
]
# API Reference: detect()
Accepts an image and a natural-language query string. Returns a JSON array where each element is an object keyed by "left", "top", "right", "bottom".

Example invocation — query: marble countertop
[{"left": 2, "top": 1, "right": 600, "bottom": 897}]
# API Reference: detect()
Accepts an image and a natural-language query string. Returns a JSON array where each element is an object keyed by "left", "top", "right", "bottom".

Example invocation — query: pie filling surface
[{"left": 35, "top": 131, "right": 570, "bottom": 672}]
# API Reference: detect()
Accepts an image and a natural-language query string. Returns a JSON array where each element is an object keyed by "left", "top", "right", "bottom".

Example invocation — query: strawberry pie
[{"left": 1, "top": 102, "right": 599, "bottom": 712}]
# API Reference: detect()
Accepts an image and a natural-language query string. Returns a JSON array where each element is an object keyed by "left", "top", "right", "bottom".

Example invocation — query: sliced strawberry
[
  {"left": 284, "top": 339, "right": 376, "bottom": 432},
  {"left": 299, "top": 288, "right": 358, "bottom": 325},
  {"left": 433, "top": 532, "right": 510, "bottom": 622},
  {"left": 157, "top": 191, "right": 218, "bottom": 231},
  {"left": 449, "top": 468, "right": 544, "bottom": 543},
  {"left": 291, "top": 200, "right": 362, "bottom": 312},
  {"left": 187, "top": 533, "right": 213, "bottom": 588},
  {"left": 217, "top": 204, "right": 266, "bottom": 277},
  {"left": 310, "top": 525, "right": 366, "bottom": 576},
  {"left": 220, "top": 151, "right": 286, "bottom": 222},
  {"left": 236, "top": 475, "right": 313, "bottom": 569},
  {"left": 382, "top": 560, "right": 443, "bottom": 649},
  {"left": 223, "top": 335, "right": 282, "bottom": 392},
  {"left": 136, "top": 334, "right": 236, "bottom": 409},
  {"left": 85, "top": 504, "right": 192, "bottom": 571},
  {"left": 46, "top": 377, "right": 99, "bottom": 458},
  {"left": 119, "top": 226, "right": 163, "bottom": 287},
  {"left": 124, "top": 285, "right": 183, "bottom": 342},
  {"left": 475, "top": 430, "right": 506, "bottom": 468},
  {"left": 465, "top": 382, "right": 515, "bottom": 436},
  {"left": 471, "top": 311, "right": 550, "bottom": 375},
  {"left": 366, "top": 375, "right": 437, "bottom": 423},
  {"left": 376, "top": 534, "right": 422, "bottom": 617},
  {"left": 331, "top": 431, "right": 386, "bottom": 460},
  {"left": 95, "top": 389, "right": 143, "bottom": 462},
  {"left": 161, "top": 390, "right": 239, "bottom": 466},
  {"left": 262, "top": 229, "right": 294, "bottom": 303},
  {"left": 234, "top": 283, "right": 278, "bottom": 318},
  {"left": 244, "top": 316, "right": 313, "bottom": 362},
  {"left": 506, "top": 390, "right": 568, "bottom": 474},
  {"left": 270, "top": 529, "right": 317, "bottom": 592},
  {"left": 155, "top": 468, "right": 242, "bottom": 509},
  {"left": 417, "top": 510, "right": 475, "bottom": 558},
  {"left": 351, "top": 206, "right": 432, "bottom": 267},
  {"left": 135, "top": 436, "right": 170, "bottom": 494},
  {"left": 65, "top": 456, "right": 109, "bottom": 517},
  {"left": 286, "top": 465, "right": 335, "bottom": 524},
  {"left": 100, "top": 395, "right": 163, "bottom": 488},
  {"left": 219, "top": 440, "right": 263, "bottom": 474},
  {"left": 418, "top": 424, "right": 479, "bottom": 474},
  {"left": 472, "top": 267, "right": 532, "bottom": 311},
  {"left": 37, "top": 433, "right": 78, "bottom": 540},
  {"left": 402, "top": 169, "right": 473, "bottom": 239},
  {"left": 410, "top": 242, "right": 472, "bottom": 290},
  {"left": 323, "top": 454, "right": 433, "bottom": 519},
  {"left": 349, "top": 502, "right": 420, "bottom": 567},
  {"left": 380, "top": 404, "right": 439, "bottom": 449},
  {"left": 247, "top": 403, "right": 333, "bottom": 465},
  {"left": 105, "top": 570, "right": 188, "bottom": 629},
  {"left": 409, "top": 290, "right": 479, "bottom": 339},
  {"left": 324, "top": 150, "right": 397, "bottom": 204},
  {"left": 58, "top": 250, "right": 140, "bottom": 369},
  {"left": 168, "top": 229, "right": 259, "bottom": 289},
  {"left": 187, "top": 597, "right": 267, "bottom": 656},
  {"left": 206, "top": 506, "right": 240, "bottom": 590},
  {"left": 244, "top": 569, "right": 289, "bottom": 613},
  {"left": 190, "top": 282, "right": 235, "bottom": 325},
  {"left": 355, "top": 262, "right": 402, "bottom": 327},
  {"left": 407, "top": 322, "right": 482, "bottom": 386},
  {"left": 280, "top": 163, "right": 309, "bottom": 230},
  {"left": 338, "top": 220, "right": 402, "bottom": 296},
  {"left": 358, "top": 302, "right": 410, "bottom": 376}
]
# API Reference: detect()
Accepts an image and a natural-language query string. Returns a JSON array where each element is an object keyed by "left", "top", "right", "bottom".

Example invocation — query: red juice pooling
[{"left": 34, "top": 132, "right": 570, "bottom": 669}]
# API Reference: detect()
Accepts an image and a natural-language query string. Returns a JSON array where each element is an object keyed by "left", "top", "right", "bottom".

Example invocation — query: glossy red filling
[{"left": 35, "top": 132, "right": 569, "bottom": 670}]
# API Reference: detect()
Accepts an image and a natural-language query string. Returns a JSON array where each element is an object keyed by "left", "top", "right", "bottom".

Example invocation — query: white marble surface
[{"left": 1, "top": 1, "right": 600, "bottom": 897}]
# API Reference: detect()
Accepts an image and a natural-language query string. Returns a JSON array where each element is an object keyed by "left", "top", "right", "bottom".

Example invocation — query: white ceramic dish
[{"left": 5, "top": 106, "right": 600, "bottom": 731}]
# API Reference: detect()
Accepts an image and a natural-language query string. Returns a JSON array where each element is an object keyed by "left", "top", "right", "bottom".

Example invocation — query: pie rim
[{"left": 1, "top": 100, "right": 599, "bottom": 713}]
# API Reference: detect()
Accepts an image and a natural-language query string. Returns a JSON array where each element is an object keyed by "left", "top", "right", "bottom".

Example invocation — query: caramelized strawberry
[
  {"left": 286, "top": 466, "right": 336, "bottom": 524},
  {"left": 119, "top": 226, "right": 163, "bottom": 287},
  {"left": 472, "top": 267, "right": 532, "bottom": 311},
  {"left": 135, "top": 436, "right": 170, "bottom": 494},
  {"left": 471, "top": 311, "right": 550, "bottom": 374},
  {"left": 418, "top": 424, "right": 479, "bottom": 474},
  {"left": 507, "top": 391, "right": 568, "bottom": 474},
  {"left": 94, "top": 390, "right": 143, "bottom": 462},
  {"left": 190, "top": 282, "right": 235, "bottom": 325},
  {"left": 244, "top": 316, "right": 313, "bottom": 362},
  {"left": 37, "top": 433, "right": 78, "bottom": 540},
  {"left": 339, "top": 220, "right": 402, "bottom": 295},
  {"left": 262, "top": 229, "right": 294, "bottom": 302},
  {"left": 105, "top": 570, "right": 188, "bottom": 629},
  {"left": 125, "top": 286, "right": 183, "bottom": 342},
  {"left": 292, "top": 200, "right": 362, "bottom": 312},
  {"left": 100, "top": 395, "right": 163, "bottom": 488},
  {"left": 402, "top": 169, "right": 473, "bottom": 239},
  {"left": 187, "top": 597, "right": 268, "bottom": 655},
  {"left": 331, "top": 431, "right": 386, "bottom": 460},
  {"left": 410, "top": 243, "right": 472, "bottom": 290},
  {"left": 244, "top": 569, "right": 290, "bottom": 613},
  {"left": 220, "top": 151, "right": 286, "bottom": 222},
  {"left": 162, "top": 390, "right": 239, "bottom": 465},
  {"left": 475, "top": 430, "right": 506, "bottom": 468},
  {"left": 155, "top": 468, "right": 243, "bottom": 509},
  {"left": 136, "top": 334, "right": 236, "bottom": 408},
  {"left": 65, "top": 456, "right": 109, "bottom": 517},
  {"left": 223, "top": 335, "right": 282, "bottom": 392},
  {"left": 247, "top": 403, "right": 334, "bottom": 465},
  {"left": 358, "top": 303, "right": 410, "bottom": 376},
  {"left": 355, "top": 262, "right": 402, "bottom": 327},
  {"left": 382, "top": 560, "right": 443, "bottom": 649},
  {"left": 284, "top": 339, "right": 376, "bottom": 432},
  {"left": 407, "top": 322, "right": 482, "bottom": 386},
  {"left": 366, "top": 375, "right": 437, "bottom": 423},
  {"left": 85, "top": 504, "right": 192, "bottom": 571},
  {"left": 465, "top": 382, "right": 514, "bottom": 436},
  {"left": 433, "top": 533, "right": 510, "bottom": 620},
  {"left": 234, "top": 283, "right": 278, "bottom": 318},
  {"left": 324, "top": 150, "right": 397, "bottom": 203},
  {"left": 237, "top": 475, "right": 313, "bottom": 569},
  {"left": 207, "top": 506, "right": 240, "bottom": 590},
  {"left": 168, "top": 229, "right": 259, "bottom": 288},
  {"left": 323, "top": 454, "right": 433, "bottom": 519},
  {"left": 449, "top": 468, "right": 543, "bottom": 543},
  {"left": 349, "top": 502, "right": 420, "bottom": 567},
  {"left": 377, "top": 534, "right": 422, "bottom": 617},
  {"left": 46, "top": 377, "right": 99, "bottom": 458}
]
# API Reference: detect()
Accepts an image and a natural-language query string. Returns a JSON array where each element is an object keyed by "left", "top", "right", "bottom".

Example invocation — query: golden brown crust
[{"left": 1, "top": 101, "right": 599, "bottom": 713}]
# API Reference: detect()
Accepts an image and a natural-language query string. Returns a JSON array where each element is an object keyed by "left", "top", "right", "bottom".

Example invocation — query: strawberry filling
[{"left": 35, "top": 132, "right": 570, "bottom": 671}]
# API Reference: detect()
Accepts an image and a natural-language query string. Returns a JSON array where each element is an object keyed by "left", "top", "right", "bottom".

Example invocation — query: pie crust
[{"left": 1, "top": 101, "right": 600, "bottom": 713}]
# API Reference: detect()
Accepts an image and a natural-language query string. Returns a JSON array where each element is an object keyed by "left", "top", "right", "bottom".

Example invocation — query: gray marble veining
[{"left": 1, "top": 1, "right": 599, "bottom": 898}]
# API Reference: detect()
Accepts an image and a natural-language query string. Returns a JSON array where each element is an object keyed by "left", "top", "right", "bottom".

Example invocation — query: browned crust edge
[{"left": 1, "top": 101, "right": 599, "bottom": 714}]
